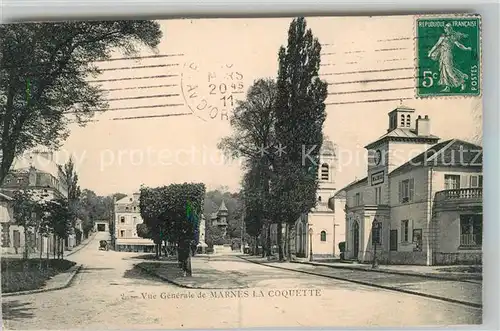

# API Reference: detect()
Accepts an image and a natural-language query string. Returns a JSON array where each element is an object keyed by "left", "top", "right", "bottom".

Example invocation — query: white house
[
  {"left": 337, "top": 106, "right": 482, "bottom": 266},
  {"left": 114, "top": 193, "right": 155, "bottom": 252}
]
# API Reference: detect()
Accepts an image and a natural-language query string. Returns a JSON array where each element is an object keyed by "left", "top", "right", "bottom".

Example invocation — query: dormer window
[
  {"left": 406, "top": 114, "right": 411, "bottom": 127},
  {"left": 318, "top": 196, "right": 322, "bottom": 202},
  {"left": 400, "top": 114, "right": 405, "bottom": 126}
]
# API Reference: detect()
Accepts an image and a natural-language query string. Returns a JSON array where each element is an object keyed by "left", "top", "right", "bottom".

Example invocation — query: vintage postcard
[{"left": 1, "top": 14, "right": 482, "bottom": 329}]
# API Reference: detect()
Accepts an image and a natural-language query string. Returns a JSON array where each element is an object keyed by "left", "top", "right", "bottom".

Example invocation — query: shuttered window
[{"left": 399, "top": 178, "right": 414, "bottom": 203}]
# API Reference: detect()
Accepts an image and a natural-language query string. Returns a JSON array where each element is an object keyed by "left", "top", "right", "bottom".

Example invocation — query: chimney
[{"left": 416, "top": 115, "right": 431, "bottom": 136}]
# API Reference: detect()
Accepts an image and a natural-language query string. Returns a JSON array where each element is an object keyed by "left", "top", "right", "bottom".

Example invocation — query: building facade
[
  {"left": 337, "top": 106, "right": 482, "bottom": 266},
  {"left": 114, "top": 193, "right": 155, "bottom": 252},
  {"left": 294, "top": 140, "right": 346, "bottom": 259},
  {"left": 1, "top": 149, "right": 69, "bottom": 256}
]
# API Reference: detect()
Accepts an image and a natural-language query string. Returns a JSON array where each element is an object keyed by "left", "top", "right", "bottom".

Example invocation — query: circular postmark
[{"left": 180, "top": 61, "right": 245, "bottom": 122}]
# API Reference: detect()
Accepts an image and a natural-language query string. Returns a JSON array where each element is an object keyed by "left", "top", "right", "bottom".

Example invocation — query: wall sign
[{"left": 371, "top": 170, "right": 384, "bottom": 186}]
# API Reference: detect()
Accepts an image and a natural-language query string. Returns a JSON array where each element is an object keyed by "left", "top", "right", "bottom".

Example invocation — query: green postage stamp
[{"left": 416, "top": 15, "right": 481, "bottom": 97}]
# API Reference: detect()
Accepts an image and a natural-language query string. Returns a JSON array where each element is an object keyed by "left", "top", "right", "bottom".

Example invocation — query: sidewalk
[
  {"left": 136, "top": 257, "right": 248, "bottom": 289},
  {"left": 292, "top": 258, "right": 482, "bottom": 282},
  {"left": 240, "top": 256, "right": 482, "bottom": 308}
]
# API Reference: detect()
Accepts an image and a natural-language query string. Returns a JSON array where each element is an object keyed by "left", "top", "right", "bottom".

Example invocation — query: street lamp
[
  {"left": 372, "top": 219, "right": 381, "bottom": 269},
  {"left": 308, "top": 227, "right": 314, "bottom": 262}
]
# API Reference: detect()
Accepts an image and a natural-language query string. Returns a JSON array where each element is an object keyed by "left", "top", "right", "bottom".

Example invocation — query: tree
[
  {"left": 0, "top": 21, "right": 162, "bottom": 185},
  {"left": 273, "top": 17, "right": 328, "bottom": 260},
  {"left": 43, "top": 198, "right": 72, "bottom": 259},
  {"left": 205, "top": 224, "right": 226, "bottom": 247},
  {"left": 60, "top": 158, "right": 81, "bottom": 242},
  {"left": 218, "top": 79, "right": 278, "bottom": 255},
  {"left": 11, "top": 190, "right": 42, "bottom": 258},
  {"left": 139, "top": 183, "right": 205, "bottom": 275}
]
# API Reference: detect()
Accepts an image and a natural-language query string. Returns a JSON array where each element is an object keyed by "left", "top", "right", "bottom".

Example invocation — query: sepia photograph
[{"left": 0, "top": 14, "right": 483, "bottom": 329}]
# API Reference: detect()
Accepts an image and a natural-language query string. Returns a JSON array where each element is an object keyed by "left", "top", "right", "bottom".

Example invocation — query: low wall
[{"left": 434, "top": 252, "right": 482, "bottom": 265}]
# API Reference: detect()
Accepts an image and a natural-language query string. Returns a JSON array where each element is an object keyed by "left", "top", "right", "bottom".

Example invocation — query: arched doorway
[{"left": 352, "top": 221, "right": 360, "bottom": 259}]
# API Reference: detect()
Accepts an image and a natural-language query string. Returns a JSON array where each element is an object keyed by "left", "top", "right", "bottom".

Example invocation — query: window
[
  {"left": 400, "top": 114, "right": 405, "bottom": 126},
  {"left": 399, "top": 179, "right": 414, "bottom": 203},
  {"left": 354, "top": 192, "right": 362, "bottom": 206},
  {"left": 13, "top": 230, "right": 20, "bottom": 248},
  {"left": 133, "top": 206, "right": 137, "bottom": 211},
  {"left": 120, "top": 216, "right": 125, "bottom": 224},
  {"left": 321, "top": 164, "right": 329, "bottom": 181},
  {"left": 401, "top": 220, "right": 410, "bottom": 242},
  {"left": 318, "top": 196, "right": 322, "bottom": 202},
  {"left": 133, "top": 217, "right": 137, "bottom": 224},
  {"left": 470, "top": 175, "right": 483, "bottom": 188},
  {"left": 444, "top": 174, "right": 461, "bottom": 189},
  {"left": 125, "top": 207, "right": 129, "bottom": 210},
  {"left": 406, "top": 114, "right": 411, "bottom": 127},
  {"left": 372, "top": 223, "right": 382, "bottom": 245},
  {"left": 460, "top": 214, "right": 482, "bottom": 247},
  {"left": 120, "top": 230, "right": 125, "bottom": 238},
  {"left": 374, "top": 187, "right": 382, "bottom": 204},
  {"left": 320, "top": 231, "right": 327, "bottom": 242}
]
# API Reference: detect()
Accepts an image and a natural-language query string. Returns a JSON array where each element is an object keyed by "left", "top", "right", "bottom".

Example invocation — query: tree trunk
[
  {"left": 266, "top": 224, "right": 272, "bottom": 257},
  {"left": 155, "top": 244, "right": 159, "bottom": 259},
  {"left": 186, "top": 249, "right": 193, "bottom": 277},
  {"left": 277, "top": 222, "right": 284, "bottom": 261},
  {"left": 288, "top": 222, "right": 296, "bottom": 261},
  {"left": 254, "top": 235, "right": 258, "bottom": 255},
  {"left": 46, "top": 236, "right": 50, "bottom": 261},
  {"left": 53, "top": 234, "right": 56, "bottom": 259},
  {"left": 61, "top": 238, "right": 64, "bottom": 259},
  {"left": 23, "top": 228, "right": 30, "bottom": 259},
  {"left": 158, "top": 243, "right": 162, "bottom": 257}
]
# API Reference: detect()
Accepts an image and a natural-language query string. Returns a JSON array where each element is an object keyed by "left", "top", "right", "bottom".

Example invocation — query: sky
[{"left": 54, "top": 16, "right": 482, "bottom": 196}]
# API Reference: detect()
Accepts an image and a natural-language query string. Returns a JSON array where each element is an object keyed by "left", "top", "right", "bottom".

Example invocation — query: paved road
[
  {"left": 2, "top": 235, "right": 482, "bottom": 329},
  {"left": 239, "top": 257, "right": 482, "bottom": 306}
]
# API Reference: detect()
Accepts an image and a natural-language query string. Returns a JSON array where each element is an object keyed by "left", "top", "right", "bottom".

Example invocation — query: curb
[
  {"left": 2, "top": 264, "right": 83, "bottom": 297},
  {"left": 135, "top": 263, "right": 247, "bottom": 290},
  {"left": 239, "top": 257, "right": 482, "bottom": 309},
  {"left": 66, "top": 233, "right": 97, "bottom": 257},
  {"left": 291, "top": 261, "right": 482, "bottom": 284}
]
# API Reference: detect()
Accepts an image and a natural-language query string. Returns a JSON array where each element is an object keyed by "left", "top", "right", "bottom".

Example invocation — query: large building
[
  {"left": 114, "top": 193, "right": 155, "bottom": 252},
  {"left": 336, "top": 106, "right": 483, "bottom": 266},
  {"left": 0, "top": 149, "right": 70, "bottom": 256},
  {"left": 294, "top": 140, "right": 346, "bottom": 259}
]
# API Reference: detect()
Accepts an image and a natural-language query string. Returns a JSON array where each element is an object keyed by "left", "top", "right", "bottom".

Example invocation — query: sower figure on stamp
[{"left": 428, "top": 23, "right": 472, "bottom": 92}]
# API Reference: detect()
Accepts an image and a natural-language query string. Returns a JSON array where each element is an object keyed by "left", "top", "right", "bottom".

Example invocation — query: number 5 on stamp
[{"left": 416, "top": 16, "right": 481, "bottom": 97}]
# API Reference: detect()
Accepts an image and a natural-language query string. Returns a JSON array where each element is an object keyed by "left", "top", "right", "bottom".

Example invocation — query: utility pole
[{"left": 333, "top": 223, "right": 339, "bottom": 257}]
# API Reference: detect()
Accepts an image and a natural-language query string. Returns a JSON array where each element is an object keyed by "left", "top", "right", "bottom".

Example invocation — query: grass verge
[{"left": 1, "top": 258, "right": 76, "bottom": 293}]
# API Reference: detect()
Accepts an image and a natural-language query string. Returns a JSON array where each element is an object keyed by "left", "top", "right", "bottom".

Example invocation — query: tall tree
[
  {"left": 273, "top": 17, "right": 328, "bottom": 260},
  {"left": 0, "top": 21, "right": 162, "bottom": 185},
  {"left": 218, "top": 78, "right": 278, "bottom": 254},
  {"left": 60, "top": 158, "right": 81, "bottom": 231}
]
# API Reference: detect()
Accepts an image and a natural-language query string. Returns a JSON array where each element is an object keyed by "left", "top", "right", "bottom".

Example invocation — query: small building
[
  {"left": 114, "top": 193, "right": 155, "bottom": 252},
  {"left": 337, "top": 106, "right": 482, "bottom": 266},
  {"left": 210, "top": 200, "right": 229, "bottom": 237}
]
